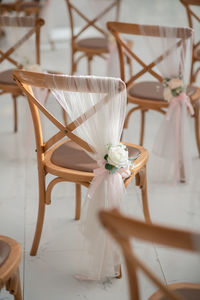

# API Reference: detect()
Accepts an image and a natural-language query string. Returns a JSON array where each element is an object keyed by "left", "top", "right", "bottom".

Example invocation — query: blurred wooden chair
[
  {"left": 0, "top": 235, "right": 22, "bottom": 300},
  {"left": 0, "top": 1, "right": 42, "bottom": 17},
  {"left": 180, "top": 0, "right": 200, "bottom": 84},
  {"left": 107, "top": 22, "right": 200, "bottom": 154},
  {"left": 0, "top": 15, "right": 44, "bottom": 132},
  {"left": 99, "top": 208, "right": 200, "bottom": 300},
  {"left": 13, "top": 69, "right": 151, "bottom": 256},
  {"left": 65, "top": 0, "right": 132, "bottom": 75}
]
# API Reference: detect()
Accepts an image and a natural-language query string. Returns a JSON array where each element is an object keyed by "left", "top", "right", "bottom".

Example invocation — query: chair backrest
[
  {"left": 0, "top": 16, "right": 44, "bottom": 70},
  {"left": 180, "top": 0, "right": 200, "bottom": 51},
  {"left": 12, "top": 70, "right": 125, "bottom": 161},
  {"left": 180, "top": 0, "right": 200, "bottom": 28},
  {"left": 99, "top": 209, "right": 200, "bottom": 300},
  {"left": 65, "top": 0, "right": 121, "bottom": 42},
  {"left": 0, "top": 1, "right": 41, "bottom": 17},
  {"left": 107, "top": 22, "right": 193, "bottom": 88}
]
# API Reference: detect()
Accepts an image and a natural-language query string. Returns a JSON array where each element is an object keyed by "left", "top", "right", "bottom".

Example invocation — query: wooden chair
[
  {"left": 0, "top": 235, "right": 22, "bottom": 300},
  {"left": 12, "top": 69, "right": 151, "bottom": 256},
  {"left": 180, "top": 0, "right": 200, "bottom": 84},
  {"left": 107, "top": 22, "right": 200, "bottom": 154},
  {"left": 0, "top": 15, "right": 44, "bottom": 132},
  {"left": 65, "top": 0, "right": 132, "bottom": 75},
  {"left": 99, "top": 208, "right": 200, "bottom": 300},
  {"left": 0, "top": 1, "right": 42, "bottom": 17}
]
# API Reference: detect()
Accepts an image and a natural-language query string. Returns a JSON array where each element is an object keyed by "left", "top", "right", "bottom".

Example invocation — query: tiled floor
[{"left": 1, "top": 1, "right": 200, "bottom": 299}]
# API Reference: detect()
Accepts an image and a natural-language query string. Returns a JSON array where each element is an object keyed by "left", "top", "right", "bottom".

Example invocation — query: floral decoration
[
  {"left": 104, "top": 143, "right": 131, "bottom": 174},
  {"left": 163, "top": 77, "right": 184, "bottom": 102}
]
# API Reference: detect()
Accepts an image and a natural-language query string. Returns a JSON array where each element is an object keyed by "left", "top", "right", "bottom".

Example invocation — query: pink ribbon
[
  {"left": 166, "top": 92, "right": 194, "bottom": 184},
  {"left": 88, "top": 159, "right": 131, "bottom": 199}
]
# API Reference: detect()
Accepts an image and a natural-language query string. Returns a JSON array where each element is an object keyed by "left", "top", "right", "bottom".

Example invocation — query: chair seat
[
  {"left": 51, "top": 140, "right": 140, "bottom": 172},
  {"left": 76, "top": 37, "right": 108, "bottom": 51},
  {"left": 128, "top": 81, "right": 197, "bottom": 101},
  {"left": 0, "top": 69, "right": 16, "bottom": 85},
  {"left": 0, "top": 240, "right": 10, "bottom": 267},
  {"left": 153, "top": 286, "right": 200, "bottom": 300}
]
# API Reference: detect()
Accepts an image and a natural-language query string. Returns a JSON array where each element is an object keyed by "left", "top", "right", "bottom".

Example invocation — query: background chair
[
  {"left": 13, "top": 69, "right": 151, "bottom": 257},
  {"left": 99, "top": 208, "right": 200, "bottom": 300},
  {"left": 0, "top": 235, "right": 22, "bottom": 300},
  {"left": 0, "top": 1, "right": 42, "bottom": 17},
  {"left": 0, "top": 15, "right": 44, "bottom": 132},
  {"left": 180, "top": 0, "right": 200, "bottom": 84},
  {"left": 107, "top": 22, "right": 200, "bottom": 156},
  {"left": 65, "top": 0, "right": 132, "bottom": 75}
]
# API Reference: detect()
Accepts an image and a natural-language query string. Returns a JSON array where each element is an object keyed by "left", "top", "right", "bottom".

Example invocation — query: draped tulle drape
[
  {"left": 140, "top": 25, "right": 194, "bottom": 184},
  {"left": 51, "top": 75, "right": 127, "bottom": 280}
]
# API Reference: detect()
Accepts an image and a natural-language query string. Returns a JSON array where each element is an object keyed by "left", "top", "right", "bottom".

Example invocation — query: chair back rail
[
  {"left": 107, "top": 22, "right": 192, "bottom": 86},
  {"left": 12, "top": 70, "right": 125, "bottom": 154},
  {"left": 66, "top": 0, "right": 121, "bottom": 41},
  {"left": 99, "top": 209, "right": 200, "bottom": 300},
  {"left": 0, "top": 16, "right": 44, "bottom": 67}
]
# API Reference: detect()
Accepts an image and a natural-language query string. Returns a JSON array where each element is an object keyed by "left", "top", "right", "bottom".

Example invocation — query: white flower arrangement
[
  {"left": 104, "top": 143, "right": 131, "bottom": 174},
  {"left": 163, "top": 77, "right": 184, "bottom": 102}
]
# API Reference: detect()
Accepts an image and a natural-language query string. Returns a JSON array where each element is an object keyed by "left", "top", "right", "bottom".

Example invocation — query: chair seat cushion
[
  {"left": 0, "top": 241, "right": 10, "bottom": 267},
  {"left": 51, "top": 140, "right": 140, "bottom": 172},
  {"left": 77, "top": 37, "right": 108, "bottom": 50},
  {"left": 0, "top": 69, "right": 16, "bottom": 85},
  {"left": 129, "top": 81, "right": 196, "bottom": 101},
  {"left": 159, "top": 287, "right": 200, "bottom": 300}
]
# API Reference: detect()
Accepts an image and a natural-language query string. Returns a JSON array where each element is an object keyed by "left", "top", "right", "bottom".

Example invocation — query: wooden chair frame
[
  {"left": 0, "top": 15, "right": 44, "bottom": 132},
  {"left": 0, "top": 1, "right": 42, "bottom": 17},
  {"left": 107, "top": 22, "right": 200, "bottom": 154},
  {"left": 99, "top": 209, "right": 200, "bottom": 300},
  {"left": 13, "top": 69, "right": 151, "bottom": 257},
  {"left": 180, "top": 0, "right": 200, "bottom": 83},
  {"left": 65, "top": 0, "right": 121, "bottom": 74},
  {"left": 0, "top": 235, "right": 22, "bottom": 300}
]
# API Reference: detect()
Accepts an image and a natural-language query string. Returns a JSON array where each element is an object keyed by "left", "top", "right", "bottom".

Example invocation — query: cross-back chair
[
  {"left": 99, "top": 208, "right": 200, "bottom": 300},
  {"left": 0, "top": 15, "right": 44, "bottom": 132},
  {"left": 0, "top": 235, "right": 22, "bottom": 300},
  {"left": 13, "top": 69, "right": 151, "bottom": 256},
  {"left": 180, "top": 0, "right": 200, "bottom": 84},
  {"left": 0, "top": 1, "right": 42, "bottom": 17},
  {"left": 107, "top": 22, "right": 200, "bottom": 154},
  {"left": 65, "top": 0, "right": 132, "bottom": 75}
]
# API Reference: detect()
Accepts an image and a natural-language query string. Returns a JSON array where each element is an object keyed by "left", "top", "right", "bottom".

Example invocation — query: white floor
[{"left": 1, "top": 1, "right": 200, "bottom": 299}]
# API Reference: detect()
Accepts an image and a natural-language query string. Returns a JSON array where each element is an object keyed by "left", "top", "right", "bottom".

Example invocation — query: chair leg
[
  {"left": 139, "top": 110, "right": 146, "bottom": 146},
  {"left": 75, "top": 183, "right": 81, "bottom": 220},
  {"left": 194, "top": 102, "right": 200, "bottom": 157},
  {"left": 30, "top": 171, "right": 46, "bottom": 256},
  {"left": 14, "top": 269, "right": 22, "bottom": 300},
  {"left": 116, "top": 264, "right": 122, "bottom": 279},
  {"left": 190, "top": 57, "right": 195, "bottom": 84},
  {"left": 12, "top": 95, "right": 18, "bottom": 133},
  {"left": 71, "top": 49, "right": 76, "bottom": 75},
  {"left": 136, "top": 166, "right": 151, "bottom": 223},
  {"left": 87, "top": 55, "right": 92, "bottom": 75}
]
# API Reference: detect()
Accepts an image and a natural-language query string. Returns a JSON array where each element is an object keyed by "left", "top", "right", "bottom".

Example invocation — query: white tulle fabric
[
  {"left": 0, "top": 16, "right": 37, "bottom": 70},
  {"left": 140, "top": 25, "right": 194, "bottom": 184},
  {"left": 51, "top": 75, "right": 127, "bottom": 280}
]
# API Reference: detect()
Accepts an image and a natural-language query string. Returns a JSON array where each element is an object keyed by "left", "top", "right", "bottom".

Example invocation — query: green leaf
[
  {"left": 105, "top": 163, "right": 113, "bottom": 170},
  {"left": 104, "top": 154, "right": 108, "bottom": 161},
  {"left": 110, "top": 167, "right": 118, "bottom": 174}
]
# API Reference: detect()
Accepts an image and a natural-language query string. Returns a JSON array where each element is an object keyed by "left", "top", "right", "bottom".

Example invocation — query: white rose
[
  {"left": 168, "top": 78, "right": 183, "bottom": 90},
  {"left": 24, "top": 64, "right": 42, "bottom": 73},
  {"left": 163, "top": 86, "right": 172, "bottom": 102},
  {"left": 107, "top": 143, "right": 129, "bottom": 168}
]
